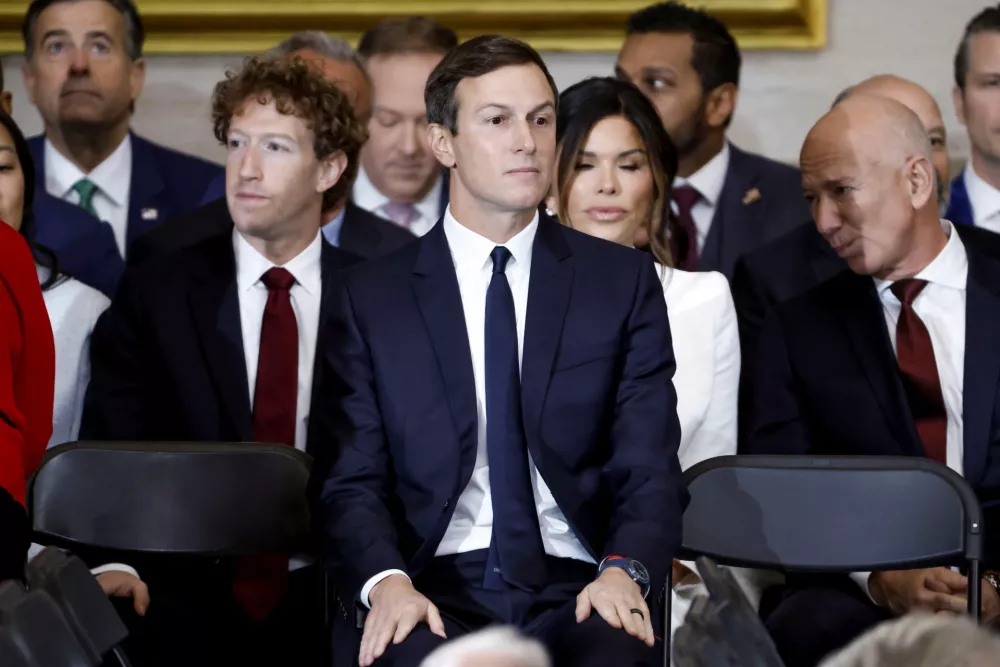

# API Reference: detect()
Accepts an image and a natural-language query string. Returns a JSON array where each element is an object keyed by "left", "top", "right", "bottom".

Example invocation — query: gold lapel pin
[{"left": 742, "top": 188, "right": 761, "bottom": 206}]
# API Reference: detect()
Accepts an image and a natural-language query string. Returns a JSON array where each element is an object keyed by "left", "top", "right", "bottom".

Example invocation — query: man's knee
[
  {"left": 548, "top": 615, "right": 659, "bottom": 667},
  {"left": 374, "top": 626, "right": 449, "bottom": 667},
  {"left": 765, "top": 585, "right": 888, "bottom": 667}
]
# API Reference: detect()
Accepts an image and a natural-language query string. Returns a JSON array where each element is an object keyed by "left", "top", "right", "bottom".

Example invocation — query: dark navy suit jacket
[
  {"left": 317, "top": 216, "right": 687, "bottom": 601},
  {"left": 947, "top": 170, "right": 975, "bottom": 226},
  {"left": 743, "top": 239, "right": 1000, "bottom": 562},
  {"left": 697, "top": 144, "right": 812, "bottom": 279},
  {"left": 27, "top": 133, "right": 222, "bottom": 296}
]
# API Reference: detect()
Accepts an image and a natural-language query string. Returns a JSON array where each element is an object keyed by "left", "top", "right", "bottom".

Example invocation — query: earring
[{"left": 545, "top": 207, "right": 556, "bottom": 217}]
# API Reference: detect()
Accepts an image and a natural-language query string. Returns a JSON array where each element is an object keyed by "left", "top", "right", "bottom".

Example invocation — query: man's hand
[
  {"left": 576, "top": 567, "right": 654, "bottom": 647},
  {"left": 360, "top": 574, "right": 446, "bottom": 667},
  {"left": 869, "top": 568, "right": 967, "bottom": 616},
  {"left": 920, "top": 571, "right": 1000, "bottom": 626},
  {"left": 95, "top": 571, "right": 149, "bottom": 616}
]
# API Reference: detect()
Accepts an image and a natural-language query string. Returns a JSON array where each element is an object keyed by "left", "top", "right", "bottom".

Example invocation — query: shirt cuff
[
  {"left": 850, "top": 571, "right": 878, "bottom": 605},
  {"left": 90, "top": 563, "right": 141, "bottom": 579},
  {"left": 360, "top": 569, "right": 409, "bottom": 609}
]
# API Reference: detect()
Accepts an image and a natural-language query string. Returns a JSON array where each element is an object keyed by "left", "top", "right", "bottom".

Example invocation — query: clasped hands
[
  {"left": 358, "top": 567, "right": 654, "bottom": 667},
  {"left": 869, "top": 567, "right": 1000, "bottom": 625}
]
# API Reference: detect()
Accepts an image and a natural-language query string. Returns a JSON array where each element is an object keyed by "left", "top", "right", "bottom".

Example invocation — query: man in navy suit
[
  {"left": 19, "top": 0, "right": 221, "bottom": 295},
  {"left": 746, "top": 96, "right": 1000, "bottom": 666},
  {"left": 616, "top": 2, "right": 811, "bottom": 279},
  {"left": 730, "top": 75, "right": 989, "bottom": 443},
  {"left": 136, "top": 31, "right": 415, "bottom": 265},
  {"left": 947, "top": 6, "right": 1000, "bottom": 230},
  {"left": 319, "top": 36, "right": 686, "bottom": 667},
  {"left": 80, "top": 56, "right": 363, "bottom": 667}
]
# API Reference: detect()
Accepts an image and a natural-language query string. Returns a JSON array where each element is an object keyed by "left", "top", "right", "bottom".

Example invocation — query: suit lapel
[
  {"left": 412, "top": 223, "right": 478, "bottom": 452},
  {"left": 963, "top": 250, "right": 1000, "bottom": 485},
  {"left": 521, "top": 217, "right": 573, "bottom": 438},
  {"left": 338, "top": 204, "right": 378, "bottom": 257},
  {"left": 126, "top": 134, "right": 167, "bottom": 246},
  {"left": 834, "top": 272, "right": 924, "bottom": 455},
  {"left": 947, "top": 171, "right": 975, "bottom": 227},
  {"left": 701, "top": 145, "right": 761, "bottom": 274},
  {"left": 188, "top": 234, "right": 253, "bottom": 441}
]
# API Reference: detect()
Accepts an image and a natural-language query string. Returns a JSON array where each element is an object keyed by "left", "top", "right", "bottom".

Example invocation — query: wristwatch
[{"left": 598, "top": 555, "right": 651, "bottom": 599}]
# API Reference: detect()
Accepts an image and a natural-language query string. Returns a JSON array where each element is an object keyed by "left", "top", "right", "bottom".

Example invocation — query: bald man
[
  {"left": 743, "top": 95, "right": 1000, "bottom": 667},
  {"left": 730, "top": 76, "right": 1000, "bottom": 444}
]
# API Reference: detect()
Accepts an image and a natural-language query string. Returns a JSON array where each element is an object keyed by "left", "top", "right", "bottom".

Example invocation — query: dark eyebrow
[
  {"left": 580, "top": 148, "right": 647, "bottom": 159},
  {"left": 478, "top": 101, "right": 555, "bottom": 115}
]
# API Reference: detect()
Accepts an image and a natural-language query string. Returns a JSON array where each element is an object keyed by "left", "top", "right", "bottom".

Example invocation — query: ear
[
  {"left": 21, "top": 60, "right": 37, "bottom": 107},
  {"left": 705, "top": 83, "right": 738, "bottom": 130},
  {"left": 953, "top": 85, "right": 967, "bottom": 128},
  {"left": 907, "top": 155, "right": 936, "bottom": 210},
  {"left": 317, "top": 150, "right": 349, "bottom": 195},
  {"left": 0, "top": 92, "right": 11, "bottom": 116},
  {"left": 427, "top": 123, "right": 456, "bottom": 169},
  {"left": 129, "top": 58, "right": 146, "bottom": 107}
]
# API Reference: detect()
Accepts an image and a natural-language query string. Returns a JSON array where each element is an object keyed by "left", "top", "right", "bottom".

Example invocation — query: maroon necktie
[
  {"left": 232, "top": 267, "right": 298, "bottom": 621},
  {"left": 891, "top": 279, "right": 947, "bottom": 464},
  {"left": 671, "top": 186, "right": 701, "bottom": 270}
]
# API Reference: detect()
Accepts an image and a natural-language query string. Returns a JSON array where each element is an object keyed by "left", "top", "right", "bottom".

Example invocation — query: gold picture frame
[{"left": 0, "top": 0, "right": 827, "bottom": 54}]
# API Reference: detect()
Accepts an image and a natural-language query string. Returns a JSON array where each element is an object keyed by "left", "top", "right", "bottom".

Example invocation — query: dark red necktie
[
  {"left": 891, "top": 279, "right": 947, "bottom": 464},
  {"left": 233, "top": 267, "right": 298, "bottom": 621},
  {"left": 671, "top": 185, "right": 701, "bottom": 270}
]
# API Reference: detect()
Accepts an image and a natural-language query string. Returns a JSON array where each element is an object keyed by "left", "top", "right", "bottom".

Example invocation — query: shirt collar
[
  {"left": 233, "top": 227, "right": 323, "bottom": 296},
  {"left": 45, "top": 134, "right": 132, "bottom": 206},
  {"left": 673, "top": 141, "right": 730, "bottom": 206},
  {"left": 322, "top": 207, "right": 346, "bottom": 247},
  {"left": 442, "top": 205, "right": 538, "bottom": 277},
  {"left": 873, "top": 219, "right": 969, "bottom": 297},
  {"left": 964, "top": 163, "right": 1000, "bottom": 225},
  {"left": 352, "top": 164, "right": 444, "bottom": 218}
]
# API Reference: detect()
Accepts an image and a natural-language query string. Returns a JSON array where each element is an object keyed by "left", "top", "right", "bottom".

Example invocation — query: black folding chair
[
  {"left": 665, "top": 455, "right": 984, "bottom": 666},
  {"left": 26, "top": 547, "right": 132, "bottom": 667},
  {"left": 0, "top": 580, "right": 95, "bottom": 667},
  {"left": 29, "top": 441, "right": 313, "bottom": 556}
]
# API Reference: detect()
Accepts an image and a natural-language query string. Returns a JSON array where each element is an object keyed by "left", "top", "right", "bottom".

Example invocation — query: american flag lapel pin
[
  {"left": 141, "top": 208, "right": 159, "bottom": 220},
  {"left": 742, "top": 188, "right": 761, "bottom": 206}
]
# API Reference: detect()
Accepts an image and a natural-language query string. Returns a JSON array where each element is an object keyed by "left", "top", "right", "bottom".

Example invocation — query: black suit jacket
[
  {"left": 128, "top": 199, "right": 413, "bottom": 267},
  {"left": 699, "top": 144, "right": 811, "bottom": 279},
  {"left": 80, "top": 229, "right": 358, "bottom": 458},
  {"left": 743, "top": 241, "right": 1000, "bottom": 562},
  {"left": 731, "top": 223, "right": 1000, "bottom": 443},
  {"left": 318, "top": 217, "right": 687, "bottom": 601}
]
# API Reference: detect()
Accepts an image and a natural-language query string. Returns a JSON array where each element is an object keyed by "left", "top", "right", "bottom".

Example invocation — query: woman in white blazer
[
  {"left": 0, "top": 109, "right": 109, "bottom": 445},
  {"left": 547, "top": 77, "right": 740, "bottom": 645}
]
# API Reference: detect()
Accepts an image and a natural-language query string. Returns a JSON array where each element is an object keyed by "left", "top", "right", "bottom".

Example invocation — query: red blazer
[{"left": 0, "top": 223, "right": 54, "bottom": 505}]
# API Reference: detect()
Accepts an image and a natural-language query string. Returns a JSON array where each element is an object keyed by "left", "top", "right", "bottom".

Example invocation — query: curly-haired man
[{"left": 78, "top": 55, "right": 365, "bottom": 667}]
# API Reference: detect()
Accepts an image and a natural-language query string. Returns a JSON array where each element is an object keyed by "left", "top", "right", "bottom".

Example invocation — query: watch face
[{"left": 628, "top": 560, "right": 650, "bottom": 584}]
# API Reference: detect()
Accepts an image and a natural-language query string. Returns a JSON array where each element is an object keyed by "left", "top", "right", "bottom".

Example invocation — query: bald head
[
  {"left": 801, "top": 94, "right": 945, "bottom": 281},
  {"left": 835, "top": 75, "right": 949, "bottom": 189}
]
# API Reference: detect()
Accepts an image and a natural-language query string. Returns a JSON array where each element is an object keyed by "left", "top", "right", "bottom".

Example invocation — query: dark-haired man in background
[
  {"left": 947, "top": 4, "right": 1000, "bottom": 231},
  {"left": 616, "top": 1, "right": 810, "bottom": 278},
  {"left": 20, "top": 0, "right": 221, "bottom": 296},
  {"left": 320, "top": 34, "right": 684, "bottom": 667}
]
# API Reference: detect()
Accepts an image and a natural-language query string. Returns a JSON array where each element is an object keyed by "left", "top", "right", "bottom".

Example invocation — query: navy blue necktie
[{"left": 483, "top": 246, "right": 547, "bottom": 592}]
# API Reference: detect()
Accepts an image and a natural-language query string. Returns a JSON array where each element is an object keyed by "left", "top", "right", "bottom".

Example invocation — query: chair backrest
[
  {"left": 680, "top": 455, "right": 982, "bottom": 572},
  {"left": 0, "top": 581, "right": 94, "bottom": 667},
  {"left": 25, "top": 548, "right": 128, "bottom": 663},
  {"left": 29, "top": 441, "right": 313, "bottom": 556}
]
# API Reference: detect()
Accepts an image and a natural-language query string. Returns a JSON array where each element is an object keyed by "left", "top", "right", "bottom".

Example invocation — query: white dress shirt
[
  {"left": 672, "top": 142, "right": 730, "bottom": 253},
  {"left": 359, "top": 208, "right": 593, "bottom": 607},
  {"left": 38, "top": 268, "right": 110, "bottom": 446},
  {"left": 964, "top": 164, "right": 1000, "bottom": 235},
  {"left": 233, "top": 228, "right": 323, "bottom": 454},
  {"left": 45, "top": 136, "right": 132, "bottom": 258},
  {"left": 352, "top": 165, "right": 443, "bottom": 237},
  {"left": 852, "top": 219, "right": 969, "bottom": 600}
]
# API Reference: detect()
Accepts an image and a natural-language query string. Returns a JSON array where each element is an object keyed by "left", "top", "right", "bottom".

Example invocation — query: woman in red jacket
[{"left": 0, "top": 179, "right": 55, "bottom": 581}]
